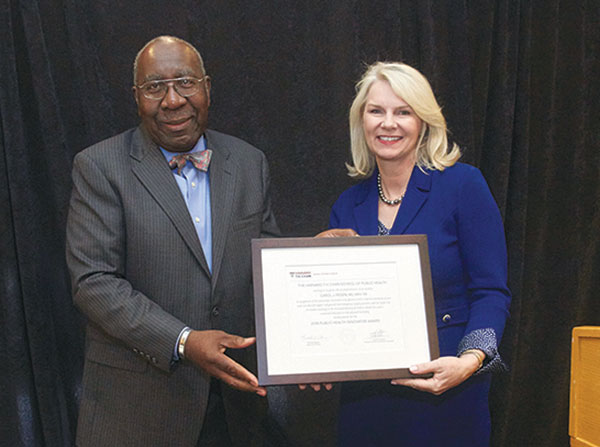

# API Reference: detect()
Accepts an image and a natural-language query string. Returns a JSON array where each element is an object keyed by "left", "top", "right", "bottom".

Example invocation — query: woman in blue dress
[{"left": 329, "top": 62, "right": 511, "bottom": 446}]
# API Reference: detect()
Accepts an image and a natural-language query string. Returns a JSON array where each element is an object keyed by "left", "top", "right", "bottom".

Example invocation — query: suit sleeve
[
  {"left": 66, "top": 152, "right": 185, "bottom": 372},
  {"left": 457, "top": 168, "right": 511, "bottom": 345},
  {"left": 258, "top": 152, "right": 281, "bottom": 239}
]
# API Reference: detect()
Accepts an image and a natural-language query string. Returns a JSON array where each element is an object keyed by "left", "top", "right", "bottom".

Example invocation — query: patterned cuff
[{"left": 457, "top": 328, "right": 507, "bottom": 375}]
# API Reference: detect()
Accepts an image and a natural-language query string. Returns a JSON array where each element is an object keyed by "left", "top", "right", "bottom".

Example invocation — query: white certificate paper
[{"left": 252, "top": 235, "right": 438, "bottom": 385}]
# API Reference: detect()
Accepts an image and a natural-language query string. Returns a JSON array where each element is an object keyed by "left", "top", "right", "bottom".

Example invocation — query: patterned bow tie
[{"left": 168, "top": 149, "right": 213, "bottom": 174}]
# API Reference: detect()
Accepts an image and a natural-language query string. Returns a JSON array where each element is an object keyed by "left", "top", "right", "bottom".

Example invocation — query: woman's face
[{"left": 362, "top": 80, "right": 423, "bottom": 165}]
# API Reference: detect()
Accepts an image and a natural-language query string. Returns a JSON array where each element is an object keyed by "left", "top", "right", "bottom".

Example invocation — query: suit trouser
[{"left": 197, "top": 380, "right": 232, "bottom": 446}]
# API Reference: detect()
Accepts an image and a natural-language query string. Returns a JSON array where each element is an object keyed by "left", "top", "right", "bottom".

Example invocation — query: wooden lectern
[{"left": 570, "top": 326, "right": 600, "bottom": 447}]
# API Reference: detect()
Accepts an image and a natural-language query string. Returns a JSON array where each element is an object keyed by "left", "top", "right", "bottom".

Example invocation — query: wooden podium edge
[{"left": 570, "top": 326, "right": 600, "bottom": 447}]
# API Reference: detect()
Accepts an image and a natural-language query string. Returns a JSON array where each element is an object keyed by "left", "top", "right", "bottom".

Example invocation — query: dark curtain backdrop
[{"left": 1, "top": 1, "right": 599, "bottom": 446}]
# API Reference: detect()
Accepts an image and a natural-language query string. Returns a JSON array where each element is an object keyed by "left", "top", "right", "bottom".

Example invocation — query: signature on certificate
[
  {"left": 364, "top": 329, "right": 394, "bottom": 344},
  {"left": 301, "top": 334, "right": 327, "bottom": 347}
]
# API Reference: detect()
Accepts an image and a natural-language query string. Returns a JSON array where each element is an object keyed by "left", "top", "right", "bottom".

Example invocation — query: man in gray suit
[{"left": 66, "top": 35, "right": 280, "bottom": 446}]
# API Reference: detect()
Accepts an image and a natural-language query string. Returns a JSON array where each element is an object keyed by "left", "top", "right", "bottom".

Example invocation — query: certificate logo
[{"left": 289, "top": 271, "right": 312, "bottom": 278}]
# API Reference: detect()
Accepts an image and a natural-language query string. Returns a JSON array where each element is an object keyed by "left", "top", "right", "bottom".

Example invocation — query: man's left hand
[{"left": 184, "top": 330, "right": 267, "bottom": 396}]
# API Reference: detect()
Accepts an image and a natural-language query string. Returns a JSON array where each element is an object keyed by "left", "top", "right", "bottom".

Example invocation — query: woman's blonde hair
[{"left": 347, "top": 62, "right": 460, "bottom": 178}]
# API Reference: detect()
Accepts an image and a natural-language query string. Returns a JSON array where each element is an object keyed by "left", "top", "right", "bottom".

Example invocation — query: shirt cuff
[
  {"left": 457, "top": 328, "right": 507, "bottom": 374},
  {"left": 174, "top": 326, "right": 192, "bottom": 361}
]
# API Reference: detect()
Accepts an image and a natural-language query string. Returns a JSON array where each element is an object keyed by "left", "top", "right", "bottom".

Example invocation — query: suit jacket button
[
  {"left": 442, "top": 314, "right": 452, "bottom": 323},
  {"left": 211, "top": 306, "right": 220, "bottom": 317}
]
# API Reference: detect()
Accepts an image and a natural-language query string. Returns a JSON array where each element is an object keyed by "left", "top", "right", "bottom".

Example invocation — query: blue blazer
[
  {"left": 331, "top": 163, "right": 511, "bottom": 446},
  {"left": 330, "top": 163, "right": 511, "bottom": 356}
]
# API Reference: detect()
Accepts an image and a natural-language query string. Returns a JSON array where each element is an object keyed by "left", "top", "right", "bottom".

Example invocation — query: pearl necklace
[{"left": 377, "top": 173, "right": 405, "bottom": 206}]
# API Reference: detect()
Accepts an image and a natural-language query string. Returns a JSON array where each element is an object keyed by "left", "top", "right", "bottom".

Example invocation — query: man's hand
[
  {"left": 315, "top": 228, "right": 358, "bottom": 238},
  {"left": 390, "top": 355, "right": 481, "bottom": 395},
  {"left": 184, "top": 330, "right": 267, "bottom": 396},
  {"left": 298, "top": 383, "right": 333, "bottom": 392}
]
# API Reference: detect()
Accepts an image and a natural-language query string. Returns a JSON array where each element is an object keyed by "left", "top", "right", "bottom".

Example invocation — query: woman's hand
[{"left": 391, "top": 354, "right": 481, "bottom": 395}]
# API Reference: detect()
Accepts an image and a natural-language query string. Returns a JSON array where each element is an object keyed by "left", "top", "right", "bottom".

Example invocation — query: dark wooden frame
[{"left": 251, "top": 235, "right": 439, "bottom": 386}]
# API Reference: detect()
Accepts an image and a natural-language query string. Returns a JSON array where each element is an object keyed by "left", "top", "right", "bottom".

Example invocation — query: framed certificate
[{"left": 251, "top": 235, "right": 439, "bottom": 385}]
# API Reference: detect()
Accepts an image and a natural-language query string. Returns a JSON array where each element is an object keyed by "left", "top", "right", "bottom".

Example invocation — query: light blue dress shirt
[
  {"left": 160, "top": 136, "right": 212, "bottom": 360},
  {"left": 160, "top": 136, "right": 212, "bottom": 272}
]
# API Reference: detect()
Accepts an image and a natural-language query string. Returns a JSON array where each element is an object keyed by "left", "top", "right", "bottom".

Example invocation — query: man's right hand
[
  {"left": 184, "top": 330, "right": 267, "bottom": 396},
  {"left": 315, "top": 228, "right": 358, "bottom": 238}
]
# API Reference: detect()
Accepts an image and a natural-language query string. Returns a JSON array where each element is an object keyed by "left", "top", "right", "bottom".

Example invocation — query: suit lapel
[
  {"left": 205, "top": 130, "right": 235, "bottom": 290},
  {"left": 352, "top": 174, "right": 380, "bottom": 236},
  {"left": 129, "top": 127, "right": 211, "bottom": 275},
  {"left": 390, "top": 166, "right": 432, "bottom": 234}
]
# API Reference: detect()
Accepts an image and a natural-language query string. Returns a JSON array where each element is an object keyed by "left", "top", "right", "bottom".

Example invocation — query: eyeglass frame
[{"left": 134, "top": 75, "right": 208, "bottom": 100}]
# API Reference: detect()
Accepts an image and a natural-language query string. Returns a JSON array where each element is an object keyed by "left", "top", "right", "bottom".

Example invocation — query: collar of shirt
[{"left": 159, "top": 135, "right": 207, "bottom": 166}]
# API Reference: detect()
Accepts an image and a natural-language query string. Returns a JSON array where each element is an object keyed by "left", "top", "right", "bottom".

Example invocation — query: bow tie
[{"left": 168, "top": 149, "right": 213, "bottom": 174}]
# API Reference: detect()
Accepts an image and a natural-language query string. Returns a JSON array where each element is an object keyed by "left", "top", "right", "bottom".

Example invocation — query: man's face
[{"left": 134, "top": 40, "right": 211, "bottom": 152}]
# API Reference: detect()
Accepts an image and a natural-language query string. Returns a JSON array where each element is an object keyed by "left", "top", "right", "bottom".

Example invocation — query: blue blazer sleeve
[{"left": 455, "top": 168, "right": 510, "bottom": 339}]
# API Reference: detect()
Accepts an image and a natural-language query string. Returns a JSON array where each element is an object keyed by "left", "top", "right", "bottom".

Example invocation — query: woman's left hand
[{"left": 391, "top": 355, "right": 481, "bottom": 395}]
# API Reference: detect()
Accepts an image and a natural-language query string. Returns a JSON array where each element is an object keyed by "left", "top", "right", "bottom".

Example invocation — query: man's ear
[
  {"left": 204, "top": 76, "right": 211, "bottom": 106},
  {"left": 132, "top": 86, "right": 139, "bottom": 106}
]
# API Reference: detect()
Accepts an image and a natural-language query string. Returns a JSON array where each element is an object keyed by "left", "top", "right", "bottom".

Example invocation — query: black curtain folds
[{"left": 1, "top": 1, "right": 599, "bottom": 446}]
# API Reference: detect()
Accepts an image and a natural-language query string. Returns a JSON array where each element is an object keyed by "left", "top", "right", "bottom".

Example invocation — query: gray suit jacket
[{"left": 66, "top": 126, "right": 280, "bottom": 446}]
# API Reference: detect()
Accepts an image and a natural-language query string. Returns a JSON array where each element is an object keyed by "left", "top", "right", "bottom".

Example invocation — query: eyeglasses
[{"left": 136, "top": 76, "right": 207, "bottom": 100}]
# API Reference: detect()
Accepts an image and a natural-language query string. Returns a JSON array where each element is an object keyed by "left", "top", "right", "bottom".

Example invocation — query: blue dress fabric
[{"left": 330, "top": 163, "right": 511, "bottom": 447}]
